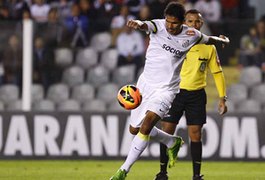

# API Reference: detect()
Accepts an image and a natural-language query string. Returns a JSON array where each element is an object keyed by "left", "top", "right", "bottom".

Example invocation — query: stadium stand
[
  {"left": 82, "top": 99, "right": 107, "bottom": 112},
  {"left": 112, "top": 64, "right": 136, "bottom": 86},
  {"left": 71, "top": 83, "right": 95, "bottom": 103},
  {"left": 62, "top": 65, "right": 85, "bottom": 87},
  {"left": 57, "top": 99, "right": 81, "bottom": 111},
  {"left": 86, "top": 65, "right": 110, "bottom": 88},
  {"left": 227, "top": 83, "right": 248, "bottom": 105},
  {"left": 100, "top": 48, "right": 119, "bottom": 71},
  {"left": 54, "top": 48, "right": 74, "bottom": 67},
  {"left": 0, "top": 101, "right": 4, "bottom": 111},
  {"left": 31, "top": 84, "right": 45, "bottom": 101},
  {"left": 0, "top": 84, "right": 20, "bottom": 104},
  {"left": 239, "top": 66, "right": 262, "bottom": 87},
  {"left": 75, "top": 47, "right": 98, "bottom": 70},
  {"left": 108, "top": 99, "right": 127, "bottom": 112},
  {"left": 97, "top": 83, "right": 120, "bottom": 104},
  {"left": 6, "top": 100, "right": 22, "bottom": 111},
  {"left": 226, "top": 101, "right": 235, "bottom": 112},
  {"left": 90, "top": 32, "right": 112, "bottom": 52},
  {"left": 47, "top": 83, "right": 70, "bottom": 104},
  {"left": 32, "top": 99, "right": 56, "bottom": 111},
  {"left": 236, "top": 99, "right": 262, "bottom": 113},
  {"left": 249, "top": 83, "right": 265, "bottom": 104},
  {"left": 0, "top": 0, "right": 263, "bottom": 113}
]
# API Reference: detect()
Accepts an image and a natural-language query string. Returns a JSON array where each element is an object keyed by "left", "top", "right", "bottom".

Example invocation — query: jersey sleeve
[
  {"left": 143, "top": 20, "right": 158, "bottom": 34},
  {"left": 208, "top": 45, "right": 223, "bottom": 73},
  {"left": 196, "top": 32, "right": 210, "bottom": 44},
  {"left": 187, "top": 27, "right": 209, "bottom": 45},
  {"left": 213, "top": 72, "right": 226, "bottom": 97},
  {"left": 208, "top": 45, "right": 226, "bottom": 97}
]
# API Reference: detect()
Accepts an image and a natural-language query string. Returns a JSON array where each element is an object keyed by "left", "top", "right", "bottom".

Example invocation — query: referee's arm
[{"left": 213, "top": 71, "right": 228, "bottom": 115}]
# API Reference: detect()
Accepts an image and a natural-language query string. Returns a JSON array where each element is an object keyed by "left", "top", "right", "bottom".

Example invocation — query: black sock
[
  {"left": 159, "top": 143, "right": 168, "bottom": 173},
  {"left": 191, "top": 141, "right": 202, "bottom": 176}
]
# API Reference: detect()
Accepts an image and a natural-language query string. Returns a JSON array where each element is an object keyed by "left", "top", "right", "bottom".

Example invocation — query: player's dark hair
[
  {"left": 164, "top": 2, "right": 185, "bottom": 22},
  {"left": 185, "top": 9, "right": 201, "bottom": 16}
]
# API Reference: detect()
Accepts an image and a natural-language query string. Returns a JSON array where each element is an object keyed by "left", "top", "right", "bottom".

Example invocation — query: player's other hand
[
  {"left": 219, "top": 35, "right": 230, "bottom": 48},
  {"left": 127, "top": 20, "right": 142, "bottom": 30},
  {"left": 218, "top": 99, "right": 228, "bottom": 115}
]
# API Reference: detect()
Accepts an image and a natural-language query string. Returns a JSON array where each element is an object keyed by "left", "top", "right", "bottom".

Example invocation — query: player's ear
[{"left": 200, "top": 19, "right": 204, "bottom": 27}]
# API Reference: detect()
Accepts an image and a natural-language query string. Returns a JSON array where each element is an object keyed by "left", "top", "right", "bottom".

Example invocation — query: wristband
[{"left": 221, "top": 96, "right": 228, "bottom": 101}]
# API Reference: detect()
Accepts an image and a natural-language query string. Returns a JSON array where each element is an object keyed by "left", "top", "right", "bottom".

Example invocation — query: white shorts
[{"left": 130, "top": 75, "right": 177, "bottom": 128}]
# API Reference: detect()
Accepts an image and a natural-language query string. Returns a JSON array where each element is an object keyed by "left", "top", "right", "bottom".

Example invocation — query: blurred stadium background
[{"left": 0, "top": 0, "right": 265, "bottom": 179}]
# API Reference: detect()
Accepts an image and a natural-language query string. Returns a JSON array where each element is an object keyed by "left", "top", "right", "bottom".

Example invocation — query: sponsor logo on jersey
[
  {"left": 186, "top": 30, "right": 196, "bottom": 36},
  {"left": 182, "top": 40, "right": 190, "bottom": 48},
  {"left": 162, "top": 44, "right": 185, "bottom": 58},
  {"left": 159, "top": 109, "right": 164, "bottom": 112},
  {"left": 159, "top": 102, "right": 169, "bottom": 113},
  {"left": 199, "top": 61, "right": 207, "bottom": 72}
]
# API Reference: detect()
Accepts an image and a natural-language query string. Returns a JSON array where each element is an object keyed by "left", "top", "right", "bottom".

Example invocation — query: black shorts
[{"left": 163, "top": 88, "right": 207, "bottom": 125}]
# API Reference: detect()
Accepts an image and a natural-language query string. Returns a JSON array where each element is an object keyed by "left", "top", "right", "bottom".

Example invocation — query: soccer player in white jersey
[{"left": 110, "top": 2, "right": 230, "bottom": 180}]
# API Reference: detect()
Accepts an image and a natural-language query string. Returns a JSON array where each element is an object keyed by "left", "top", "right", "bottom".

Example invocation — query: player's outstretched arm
[
  {"left": 207, "top": 35, "right": 230, "bottom": 48},
  {"left": 127, "top": 20, "right": 148, "bottom": 31}
]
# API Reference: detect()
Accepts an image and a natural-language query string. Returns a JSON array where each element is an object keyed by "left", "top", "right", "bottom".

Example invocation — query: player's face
[
  {"left": 185, "top": 13, "right": 203, "bottom": 30},
  {"left": 165, "top": 15, "right": 183, "bottom": 35}
]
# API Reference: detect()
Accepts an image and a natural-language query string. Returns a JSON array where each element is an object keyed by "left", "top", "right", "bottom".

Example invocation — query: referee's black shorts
[{"left": 163, "top": 88, "right": 207, "bottom": 125}]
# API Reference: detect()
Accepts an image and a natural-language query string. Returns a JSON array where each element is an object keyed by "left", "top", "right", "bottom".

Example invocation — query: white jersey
[{"left": 141, "top": 19, "right": 209, "bottom": 92}]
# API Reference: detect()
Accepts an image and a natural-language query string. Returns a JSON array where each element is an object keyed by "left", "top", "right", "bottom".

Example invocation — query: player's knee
[
  {"left": 189, "top": 131, "right": 201, "bottom": 141},
  {"left": 129, "top": 126, "right": 139, "bottom": 135},
  {"left": 188, "top": 126, "right": 202, "bottom": 141},
  {"left": 190, "top": 134, "right": 201, "bottom": 142}
]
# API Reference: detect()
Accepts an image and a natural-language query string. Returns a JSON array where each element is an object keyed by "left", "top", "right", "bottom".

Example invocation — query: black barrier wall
[{"left": 0, "top": 112, "right": 264, "bottom": 161}]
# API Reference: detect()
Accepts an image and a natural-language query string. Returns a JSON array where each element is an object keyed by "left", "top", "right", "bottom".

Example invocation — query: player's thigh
[
  {"left": 140, "top": 110, "right": 161, "bottom": 134},
  {"left": 185, "top": 89, "right": 207, "bottom": 125}
]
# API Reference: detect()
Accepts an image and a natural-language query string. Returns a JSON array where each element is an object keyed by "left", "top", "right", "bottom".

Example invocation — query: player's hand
[
  {"left": 219, "top": 35, "right": 230, "bottom": 48},
  {"left": 218, "top": 99, "right": 228, "bottom": 115},
  {"left": 127, "top": 20, "right": 143, "bottom": 30}
]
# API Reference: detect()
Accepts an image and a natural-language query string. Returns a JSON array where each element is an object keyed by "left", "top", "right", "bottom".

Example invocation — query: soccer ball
[{"left": 117, "top": 84, "right": 142, "bottom": 110}]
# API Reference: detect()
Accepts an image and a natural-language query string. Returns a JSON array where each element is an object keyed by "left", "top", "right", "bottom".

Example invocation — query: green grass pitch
[{"left": 0, "top": 160, "right": 265, "bottom": 180}]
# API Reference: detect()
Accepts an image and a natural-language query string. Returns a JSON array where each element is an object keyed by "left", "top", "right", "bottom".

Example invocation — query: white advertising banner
[{"left": 0, "top": 112, "right": 264, "bottom": 160}]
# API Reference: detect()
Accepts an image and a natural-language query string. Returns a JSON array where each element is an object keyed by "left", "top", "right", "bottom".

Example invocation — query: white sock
[
  {"left": 149, "top": 127, "right": 175, "bottom": 148},
  {"left": 120, "top": 132, "right": 149, "bottom": 172}
]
